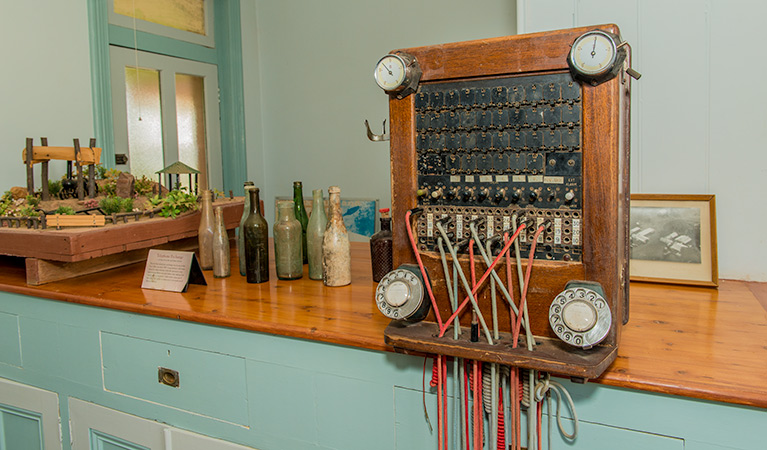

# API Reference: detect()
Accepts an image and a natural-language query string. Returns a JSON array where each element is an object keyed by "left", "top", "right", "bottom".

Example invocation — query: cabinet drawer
[{"left": 100, "top": 332, "right": 248, "bottom": 426}]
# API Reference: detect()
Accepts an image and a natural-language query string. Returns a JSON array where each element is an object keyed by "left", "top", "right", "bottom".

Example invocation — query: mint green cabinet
[{"left": 0, "top": 291, "right": 764, "bottom": 450}]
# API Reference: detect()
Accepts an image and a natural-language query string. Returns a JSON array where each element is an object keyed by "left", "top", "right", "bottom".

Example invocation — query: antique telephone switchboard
[{"left": 374, "top": 26, "right": 635, "bottom": 381}]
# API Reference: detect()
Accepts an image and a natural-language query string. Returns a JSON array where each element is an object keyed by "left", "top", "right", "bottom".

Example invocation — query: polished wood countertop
[{"left": 0, "top": 243, "right": 765, "bottom": 409}]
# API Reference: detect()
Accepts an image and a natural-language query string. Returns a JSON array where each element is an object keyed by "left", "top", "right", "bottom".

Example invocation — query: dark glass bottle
[
  {"left": 243, "top": 187, "right": 269, "bottom": 283},
  {"left": 293, "top": 181, "right": 309, "bottom": 264},
  {"left": 370, "top": 208, "right": 393, "bottom": 282},
  {"left": 238, "top": 181, "right": 255, "bottom": 276}
]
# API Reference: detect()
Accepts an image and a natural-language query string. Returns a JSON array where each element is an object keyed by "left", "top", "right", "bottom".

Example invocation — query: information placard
[{"left": 141, "top": 249, "right": 207, "bottom": 292}]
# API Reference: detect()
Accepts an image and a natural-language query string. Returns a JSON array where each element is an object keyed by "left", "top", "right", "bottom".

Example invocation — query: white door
[{"left": 110, "top": 46, "right": 222, "bottom": 191}]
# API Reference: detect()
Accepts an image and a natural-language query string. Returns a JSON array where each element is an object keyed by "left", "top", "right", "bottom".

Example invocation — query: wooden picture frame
[{"left": 629, "top": 194, "right": 718, "bottom": 287}]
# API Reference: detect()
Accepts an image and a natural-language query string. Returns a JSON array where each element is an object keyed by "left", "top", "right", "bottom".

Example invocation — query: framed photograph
[
  {"left": 629, "top": 194, "right": 718, "bottom": 287},
  {"left": 275, "top": 197, "right": 379, "bottom": 242}
]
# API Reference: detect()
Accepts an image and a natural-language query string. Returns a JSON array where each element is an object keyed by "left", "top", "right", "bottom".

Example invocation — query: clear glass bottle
[
  {"left": 238, "top": 182, "right": 255, "bottom": 276},
  {"left": 273, "top": 201, "right": 303, "bottom": 280},
  {"left": 322, "top": 186, "right": 351, "bottom": 286},
  {"left": 370, "top": 208, "right": 393, "bottom": 282},
  {"left": 243, "top": 187, "right": 269, "bottom": 283},
  {"left": 212, "top": 206, "right": 231, "bottom": 278},
  {"left": 293, "top": 181, "right": 309, "bottom": 264},
  {"left": 197, "top": 189, "right": 214, "bottom": 270},
  {"left": 306, "top": 189, "right": 327, "bottom": 280}
]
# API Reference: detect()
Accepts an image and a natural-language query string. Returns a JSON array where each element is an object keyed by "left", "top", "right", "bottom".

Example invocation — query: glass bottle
[
  {"left": 243, "top": 187, "right": 269, "bottom": 283},
  {"left": 370, "top": 208, "right": 393, "bottom": 282},
  {"left": 306, "top": 189, "right": 327, "bottom": 280},
  {"left": 293, "top": 181, "right": 309, "bottom": 264},
  {"left": 273, "top": 201, "right": 303, "bottom": 280},
  {"left": 197, "top": 189, "right": 214, "bottom": 270},
  {"left": 212, "top": 206, "right": 230, "bottom": 278},
  {"left": 238, "top": 182, "right": 255, "bottom": 276},
  {"left": 322, "top": 186, "right": 351, "bottom": 286}
]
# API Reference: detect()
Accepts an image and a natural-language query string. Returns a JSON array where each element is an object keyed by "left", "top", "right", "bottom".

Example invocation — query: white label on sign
[
  {"left": 537, "top": 217, "right": 544, "bottom": 243},
  {"left": 528, "top": 175, "right": 544, "bottom": 183},
  {"left": 496, "top": 175, "right": 509, "bottom": 183},
  {"left": 427, "top": 213, "right": 434, "bottom": 238},
  {"left": 544, "top": 176, "right": 564, "bottom": 184},
  {"left": 450, "top": 175, "right": 461, "bottom": 183},
  {"left": 487, "top": 216, "right": 494, "bottom": 238},
  {"left": 465, "top": 176, "right": 475, "bottom": 183},
  {"left": 554, "top": 218, "right": 562, "bottom": 244},
  {"left": 456, "top": 215, "right": 463, "bottom": 239},
  {"left": 513, "top": 175, "right": 526, "bottom": 182},
  {"left": 503, "top": 216, "right": 510, "bottom": 231},
  {"left": 479, "top": 175, "right": 493, "bottom": 183},
  {"left": 573, "top": 218, "right": 581, "bottom": 245}
]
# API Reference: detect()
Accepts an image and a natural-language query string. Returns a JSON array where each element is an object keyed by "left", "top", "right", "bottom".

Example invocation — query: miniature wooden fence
[{"left": 49, "top": 214, "right": 106, "bottom": 229}]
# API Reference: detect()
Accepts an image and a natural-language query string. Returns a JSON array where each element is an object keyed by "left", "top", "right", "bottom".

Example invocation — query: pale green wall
[
  {"left": 0, "top": 0, "right": 95, "bottom": 187},
  {"left": 240, "top": 0, "right": 517, "bottom": 223}
]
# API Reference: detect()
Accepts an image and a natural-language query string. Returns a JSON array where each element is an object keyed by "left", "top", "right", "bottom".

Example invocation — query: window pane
[
  {"left": 125, "top": 67, "right": 164, "bottom": 181},
  {"left": 114, "top": 0, "right": 205, "bottom": 35},
  {"left": 175, "top": 73, "right": 208, "bottom": 190}
]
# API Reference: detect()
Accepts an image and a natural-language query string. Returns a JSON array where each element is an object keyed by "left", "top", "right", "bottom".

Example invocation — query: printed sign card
[{"left": 141, "top": 249, "right": 207, "bottom": 293}]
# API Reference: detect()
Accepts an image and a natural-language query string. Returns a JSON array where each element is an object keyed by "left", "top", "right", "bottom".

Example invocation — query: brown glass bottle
[
  {"left": 243, "top": 187, "right": 269, "bottom": 283},
  {"left": 370, "top": 208, "right": 393, "bottom": 282}
]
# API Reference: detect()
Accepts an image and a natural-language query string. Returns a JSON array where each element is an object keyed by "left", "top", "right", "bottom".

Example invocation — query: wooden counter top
[{"left": 0, "top": 243, "right": 765, "bottom": 409}]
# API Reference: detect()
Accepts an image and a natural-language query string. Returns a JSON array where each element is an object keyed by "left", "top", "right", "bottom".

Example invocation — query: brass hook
[{"left": 365, "top": 119, "right": 389, "bottom": 142}]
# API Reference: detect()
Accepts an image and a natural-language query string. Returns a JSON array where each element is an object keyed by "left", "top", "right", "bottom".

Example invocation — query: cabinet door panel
[
  {"left": 0, "top": 404, "right": 43, "bottom": 450},
  {"left": 0, "top": 377, "right": 60, "bottom": 450},
  {"left": 69, "top": 398, "right": 257, "bottom": 450},
  {"left": 90, "top": 430, "right": 150, "bottom": 450}
]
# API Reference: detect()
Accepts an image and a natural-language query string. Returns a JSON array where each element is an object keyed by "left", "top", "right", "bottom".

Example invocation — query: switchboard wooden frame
[{"left": 385, "top": 25, "right": 632, "bottom": 380}]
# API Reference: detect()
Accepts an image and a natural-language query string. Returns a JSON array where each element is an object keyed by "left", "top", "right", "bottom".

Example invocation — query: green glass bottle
[
  {"left": 306, "top": 189, "right": 327, "bottom": 280},
  {"left": 293, "top": 181, "right": 309, "bottom": 264},
  {"left": 243, "top": 187, "right": 269, "bottom": 283},
  {"left": 273, "top": 201, "right": 303, "bottom": 280}
]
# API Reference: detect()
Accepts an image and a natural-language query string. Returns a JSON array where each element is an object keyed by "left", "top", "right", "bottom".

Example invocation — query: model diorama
[{"left": 3, "top": 137, "right": 243, "bottom": 285}]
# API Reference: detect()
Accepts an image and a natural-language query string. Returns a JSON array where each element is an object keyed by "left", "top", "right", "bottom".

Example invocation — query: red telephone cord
[
  {"left": 404, "top": 210, "right": 444, "bottom": 329},
  {"left": 438, "top": 223, "right": 526, "bottom": 337}
]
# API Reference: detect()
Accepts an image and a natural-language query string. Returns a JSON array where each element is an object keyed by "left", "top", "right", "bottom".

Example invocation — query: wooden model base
[{"left": 0, "top": 199, "right": 243, "bottom": 285}]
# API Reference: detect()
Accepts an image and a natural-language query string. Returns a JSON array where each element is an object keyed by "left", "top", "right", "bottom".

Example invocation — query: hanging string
[{"left": 132, "top": 0, "right": 142, "bottom": 121}]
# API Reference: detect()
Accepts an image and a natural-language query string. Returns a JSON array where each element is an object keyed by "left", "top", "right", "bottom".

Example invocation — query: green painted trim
[
  {"left": 87, "top": 0, "right": 115, "bottom": 168},
  {"left": 88, "top": 0, "right": 245, "bottom": 191},
  {"left": 215, "top": 0, "right": 248, "bottom": 193},
  {"left": 109, "top": 25, "right": 218, "bottom": 65}
]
